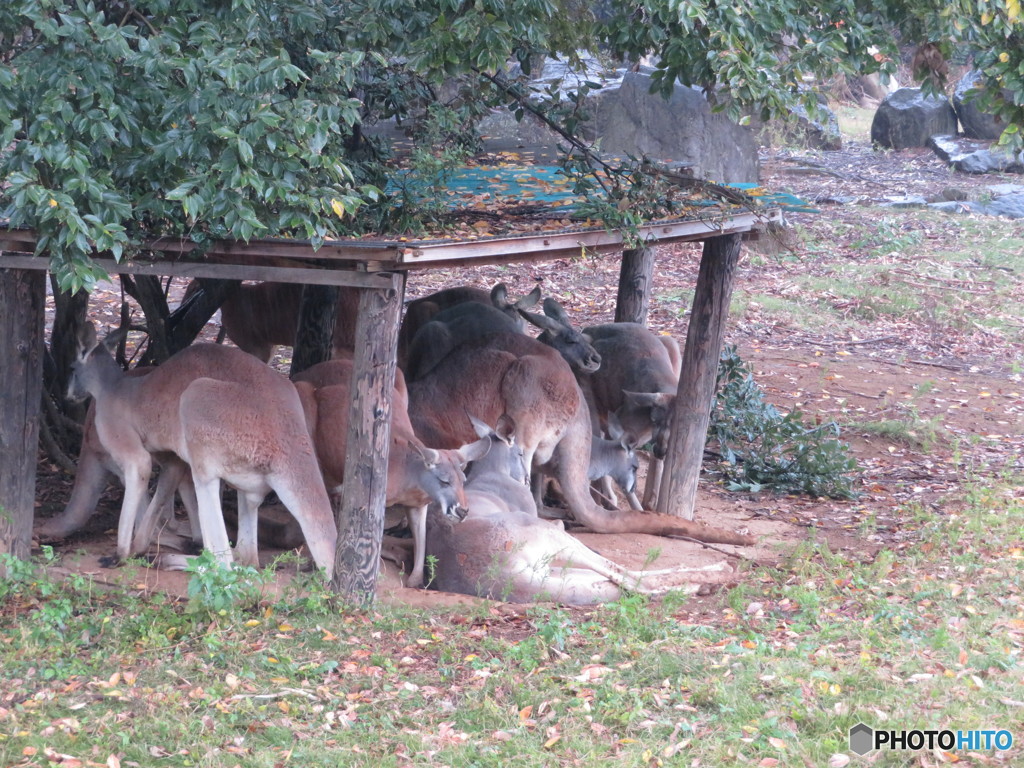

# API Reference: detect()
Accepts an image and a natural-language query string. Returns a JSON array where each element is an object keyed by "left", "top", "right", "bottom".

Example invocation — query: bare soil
[{"left": 31, "top": 138, "right": 1024, "bottom": 610}]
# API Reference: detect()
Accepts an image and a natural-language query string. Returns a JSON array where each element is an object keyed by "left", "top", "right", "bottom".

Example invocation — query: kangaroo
[
  {"left": 403, "top": 293, "right": 601, "bottom": 382},
  {"left": 408, "top": 330, "right": 755, "bottom": 547},
  {"left": 397, "top": 283, "right": 541, "bottom": 369},
  {"left": 292, "top": 359, "right": 490, "bottom": 588},
  {"left": 426, "top": 417, "right": 730, "bottom": 604},
  {"left": 576, "top": 322, "right": 682, "bottom": 507},
  {"left": 68, "top": 322, "right": 337, "bottom": 576},
  {"left": 405, "top": 331, "right": 753, "bottom": 548},
  {"left": 185, "top": 280, "right": 359, "bottom": 362},
  {"left": 35, "top": 367, "right": 204, "bottom": 543}
]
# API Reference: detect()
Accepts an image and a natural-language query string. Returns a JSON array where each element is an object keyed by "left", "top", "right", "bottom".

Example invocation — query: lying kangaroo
[
  {"left": 426, "top": 417, "right": 730, "bottom": 604},
  {"left": 293, "top": 359, "right": 490, "bottom": 588},
  {"left": 69, "top": 322, "right": 337, "bottom": 576},
  {"left": 408, "top": 329, "right": 754, "bottom": 547},
  {"left": 398, "top": 283, "right": 541, "bottom": 370},
  {"left": 577, "top": 322, "right": 682, "bottom": 507},
  {"left": 185, "top": 280, "right": 358, "bottom": 362}
]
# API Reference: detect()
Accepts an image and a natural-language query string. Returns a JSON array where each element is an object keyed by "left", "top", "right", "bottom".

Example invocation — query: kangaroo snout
[{"left": 444, "top": 501, "right": 469, "bottom": 522}]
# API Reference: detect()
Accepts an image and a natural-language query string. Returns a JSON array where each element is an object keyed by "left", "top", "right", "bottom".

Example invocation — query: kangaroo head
[
  {"left": 67, "top": 321, "right": 128, "bottom": 402},
  {"left": 407, "top": 442, "right": 468, "bottom": 522},
  {"left": 620, "top": 391, "right": 675, "bottom": 459},
  {"left": 520, "top": 297, "right": 602, "bottom": 373},
  {"left": 465, "top": 413, "right": 529, "bottom": 485},
  {"left": 606, "top": 413, "right": 640, "bottom": 494}
]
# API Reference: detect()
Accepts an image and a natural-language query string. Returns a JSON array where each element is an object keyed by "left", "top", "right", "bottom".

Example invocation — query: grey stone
[
  {"left": 478, "top": 58, "right": 760, "bottom": 182},
  {"left": 926, "top": 135, "right": 1024, "bottom": 175},
  {"left": 984, "top": 193, "right": 1024, "bottom": 218},
  {"left": 953, "top": 70, "right": 1010, "bottom": 140},
  {"left": 754, "top": 102, "right": 843, "bottom": 151},
  {"left": 927, "top": 194, "right": 1024, "bottom": 219},
  {"left": 588, "top": 73, "right": 758, "bottom": 181},
  {"left": 880, "top": 195, "right": 928, "bottom": 208},
  {"left": 927, "top": 200, "right": 987, "bottom": 215},
  {"left": 871, "top": 88, "right": 958, "bottom": 149}
]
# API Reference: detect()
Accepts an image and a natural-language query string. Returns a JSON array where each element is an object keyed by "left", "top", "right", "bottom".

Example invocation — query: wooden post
[
  {"left": 0, "top": 268, "right": 46, "bottom": 564},
  {"left": 657, "top": 233, "right": 742, "bottom": 519},
  {"left": 615, "top": 245, "right": 656, "bottom": 325},
  {"left": 331, "top": 271, "right": 406, "bottom": 602}
]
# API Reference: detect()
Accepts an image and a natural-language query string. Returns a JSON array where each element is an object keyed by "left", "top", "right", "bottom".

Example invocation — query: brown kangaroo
[
  {"left": 576, "top": 322, "right": 682, "bottom": 507},
  {"left": 407, "top": 330, "right": 755, "bottom": 547},
  {"left": 292, "top": 359, "right": 490, "bottom": 588},
  {"left": 68, "top": 322, "right": 337, "bottom": 576},
  {"left": 186, "top": 280, "right": 358, "bottom": 362}
]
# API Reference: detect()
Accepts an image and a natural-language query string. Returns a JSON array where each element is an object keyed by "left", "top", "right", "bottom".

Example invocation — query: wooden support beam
[
  {"left": 0, "top": 268, "right": 46, "bottom": 565},
  {"left": 331, "top": 272, "right": 407, "bottom": 602},
  {"left": 657, "top": 233, "right": 742, "bottom": 520},
  {"left": 615, "top": 245, "right": 656, "bottom": 324}
]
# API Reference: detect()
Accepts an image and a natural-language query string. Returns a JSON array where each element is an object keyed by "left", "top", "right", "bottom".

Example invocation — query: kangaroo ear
[
  {"left": 410, "top": 440, "right": 439, "bottom": 468},
  {"left": 495, "top": 413, "right": 517, "bottom": 443},
  {"left": 490, "top": 283, "right": 510, "bottom": 308},
  {"left": 76, "top": 321, "right": 99, "bottom": 353},
  {"left": 518, "top": 307, "right": 560, "bottom": 334},
  {"left": 467, "top": 413, "right": 493, "bottom": 439},
  {"left": 457, "top": 436, "right": 491, "bottom": 466},
  {"left": 515, "top": 285, "right": 542, "bottom": 310},
  {"left": 542, "top": 297, "right": 572, "bottom": 326}
]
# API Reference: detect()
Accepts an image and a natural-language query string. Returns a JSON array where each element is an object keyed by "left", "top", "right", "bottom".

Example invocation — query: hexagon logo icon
[{"left": 849, "top": 722, "right": 874, "bottom": 755}]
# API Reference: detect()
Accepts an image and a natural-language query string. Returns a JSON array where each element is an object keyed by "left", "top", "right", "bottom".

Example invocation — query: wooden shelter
[{"left": 0, "top": 170, "right": 784, "bottom": 597}]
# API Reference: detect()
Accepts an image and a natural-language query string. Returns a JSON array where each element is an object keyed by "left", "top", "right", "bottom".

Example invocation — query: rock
[
  {"left": 953, "top": 70, "right": 1009, "bottom": 140},
  {"left": 589, "top": 73, "right": 759, "bottom": 181},
  {"left": 880, "top": 195, "right": 928, "bottom": 209},
  {"left": 755, "top": 102, "right": 843, "bottom": 151},
  {"left": 927, "top": 188, "right": 1024, "bottom": 219},
  {"left": 983, "top": 193, "right": 1024, "bottom": 219},
  {"left": 478, "top": 59, "right": 759, "bottom": 182},
  {"left": 927, "top": 135, "right": 1024, "bottom": 174},
  {"left": 870, "top": 88, "right": 958, "bottom": 149}
]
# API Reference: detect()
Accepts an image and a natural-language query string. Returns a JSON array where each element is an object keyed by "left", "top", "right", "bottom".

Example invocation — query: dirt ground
[{"left": 31, "top": 138, "right": 1024, "bottom": 609}]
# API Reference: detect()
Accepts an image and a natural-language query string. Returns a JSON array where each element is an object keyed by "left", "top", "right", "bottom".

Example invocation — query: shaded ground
[{"left": 31, "top": 137, "right": 1024, "bottom": 608}]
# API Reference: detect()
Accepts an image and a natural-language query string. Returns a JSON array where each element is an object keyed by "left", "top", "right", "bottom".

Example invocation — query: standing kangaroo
[
  {"left": 185, "top": 280, "right": 359, "bottom": 362},
  {"left": 68, "top": 322, "right": 337, "bottom": 576},
  {"left": 292, "top": 359, "right": 490, "bottom": 588},
  {"left": 576, "top": 322, "right": 682, "bottom": 507}
]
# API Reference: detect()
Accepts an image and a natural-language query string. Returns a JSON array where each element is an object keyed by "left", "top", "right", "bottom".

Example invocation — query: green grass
[{"left": 2, "top": 479, "right": 1022, "bottom": 767}]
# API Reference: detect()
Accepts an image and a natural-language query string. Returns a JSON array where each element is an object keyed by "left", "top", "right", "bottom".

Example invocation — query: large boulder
[
  {"left": 478, "top": 59, "right": 759, "bottom": 182},
  {"left": 928, "top": 135, "right": 1024, "bottom": 174},
  {"left": 870, "top": 88, "right": 958, "bottom": 149},
  {"left": 953, "top": 70, "right": 1010, "bottom": 141}
]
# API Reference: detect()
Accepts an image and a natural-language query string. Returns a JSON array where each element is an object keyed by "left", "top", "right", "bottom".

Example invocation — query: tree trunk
[
  {"left": 290, "top": 284, "right": 339, "bottom": 378},
  {"left": 122, "top": 274, "right": 172, "bottom": 364},
  {"left": 165, "top": 277, "right": 239, "bottom": 354},
  {"left": 47, "top": 279, "right": 90, "bottom": 406},
  {"left": 657, "top": 233, "right": 742, "bottom": 519},
  {"left": 615, "top": 245, "right": 656, "bottom": 324},
  {"left": 331, "top": 273, "right": 406, "bottom": 602},
  {"left": 0, "top": 268, "right": 46, "bottom": 565}
]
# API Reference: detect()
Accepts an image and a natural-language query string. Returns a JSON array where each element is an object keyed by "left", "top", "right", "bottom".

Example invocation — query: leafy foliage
[
  {"left": 708, "top": 345, "right": 860, "bottom": 498},
  {"left": 1, "top": 0, "right": 1021, "bottom": 292}
]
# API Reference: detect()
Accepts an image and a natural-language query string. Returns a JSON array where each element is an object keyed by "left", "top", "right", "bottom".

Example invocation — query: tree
[{"left": 2, "top": 1, "right": 1020, "bottom": 290}]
